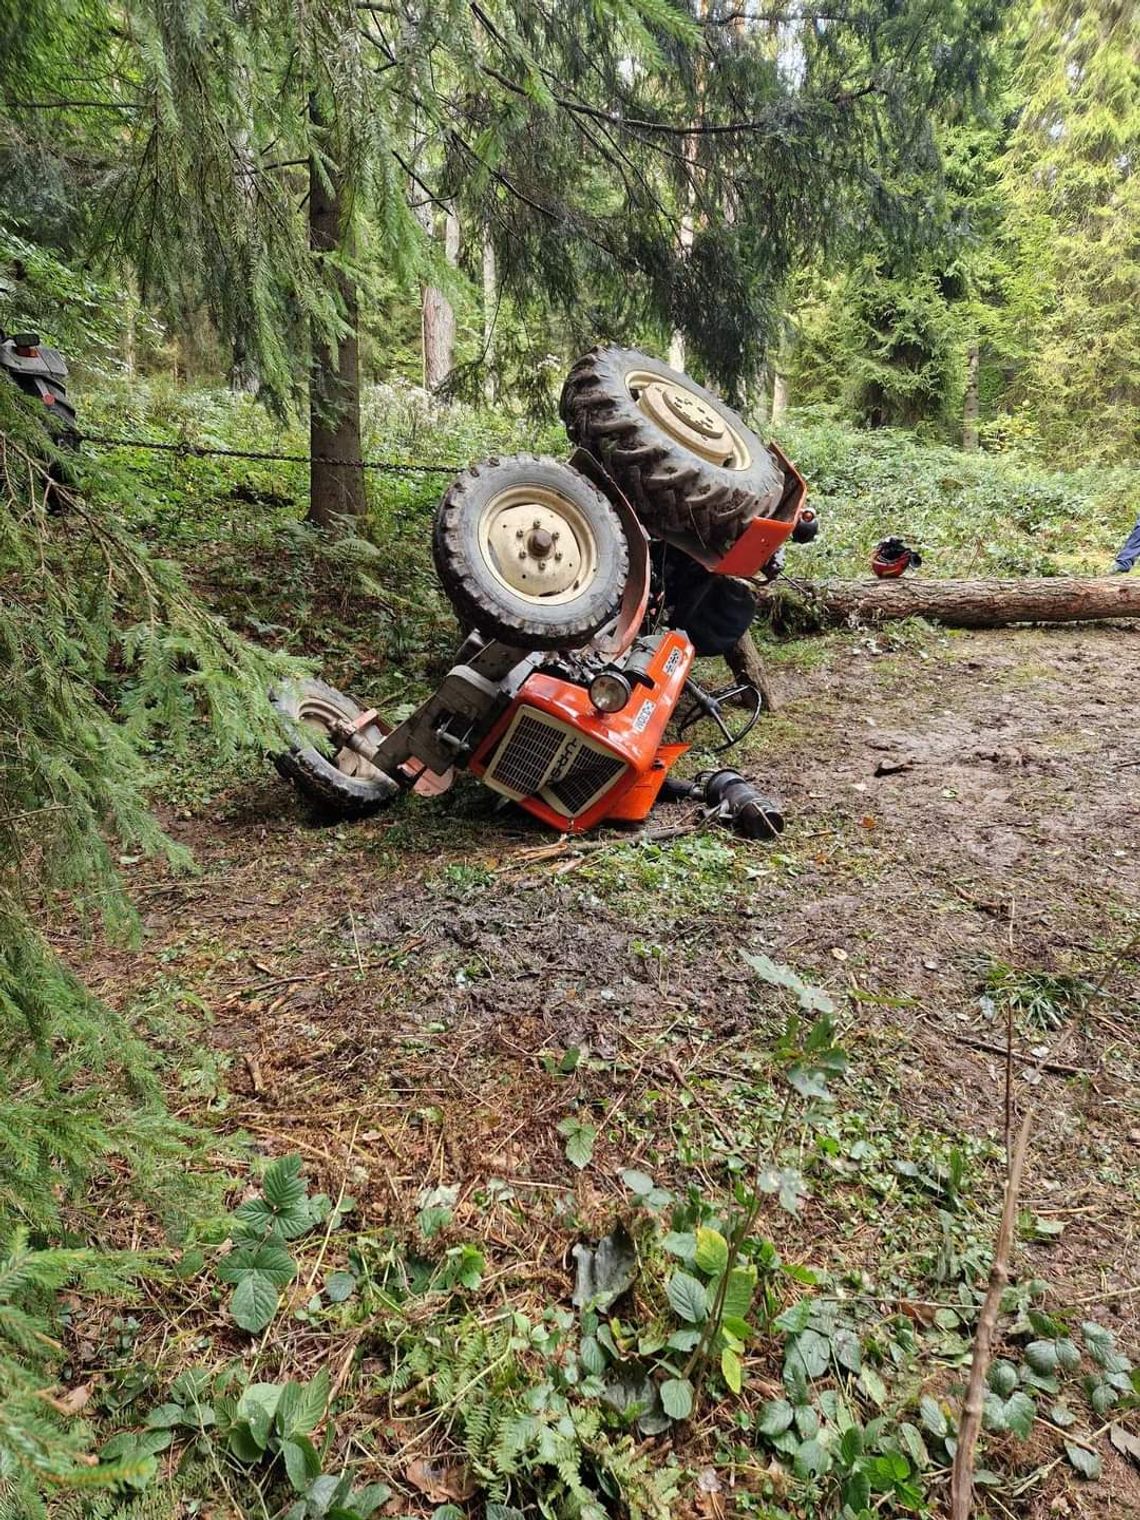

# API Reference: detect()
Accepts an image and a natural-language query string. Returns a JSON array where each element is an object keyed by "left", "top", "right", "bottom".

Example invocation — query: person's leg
[{"left": 1113, "top": 516, "right": 1140, "bottom": 571}]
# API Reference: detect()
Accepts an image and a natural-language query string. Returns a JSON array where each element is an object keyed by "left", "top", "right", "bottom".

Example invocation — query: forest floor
[{"left": 61, "top": 618, "right": 1140, "bottom": 1519}]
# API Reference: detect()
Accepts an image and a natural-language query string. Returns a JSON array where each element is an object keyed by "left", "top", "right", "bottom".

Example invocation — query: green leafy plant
[
  {"left": 217, "top": 1156, "right": 351, "bottom": 1332},
  {"left": 376, "top": 1305, "right": 679, "bottom": 1520},
  {"left": 216, "top": 1373, "right": 330, "bottom": 1492},
  {"left": 742, "top": 952, "right": 836, "bottom": 1016},
  {"left": 910, "top": 1312, "right": 1137, "bottom": 1487},
  {"left": 585, "top": 985, "right": 850, "bottom": 1439},
  {"left": 558, "top": 1117, "right": 597, "bottom": 1170},
  {"left": 672, "top": 990, "right": 847, "bottom": 1403},
  {"left": 282, "top": 1471, "right": 390, "bottom": 1520},
  {"left": 979, "top": 962, "right": 1095, "bottom": 1032},
  {"left": 135, "top": 1366, "right": 388, "bottom": 1516},
  {"left": 754, "top": 1385, "right": 928, "bottom": 1509}
]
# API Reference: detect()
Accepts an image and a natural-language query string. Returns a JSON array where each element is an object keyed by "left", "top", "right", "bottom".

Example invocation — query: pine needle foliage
[
  {"left": 0, "top": 384, "right": 289, "bottom": 1501},
  {"left": 20, "top": 1491, "right": 182, "bottom": 1520},
  {"left": 420, "top": 0, "right": 1009, "bottom": 400},
  {"left": 3, "top": 0, "right": 1007, "bottom": 404},
  {"left": 0, "top": 1228, "right": 166, "bottom": 1511},
  {"left": 998, "top": 0, "right": 1140, "bottom": 458}
]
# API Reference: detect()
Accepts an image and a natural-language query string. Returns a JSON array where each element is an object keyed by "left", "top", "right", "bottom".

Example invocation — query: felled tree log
[{"left": 758, "top": 575, "right": 1140, "bottom": 634}]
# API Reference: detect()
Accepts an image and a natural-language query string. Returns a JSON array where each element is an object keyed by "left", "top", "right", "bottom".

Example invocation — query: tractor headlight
[{"left": 589, "top": 670, "right": 632, "bottom": 714}]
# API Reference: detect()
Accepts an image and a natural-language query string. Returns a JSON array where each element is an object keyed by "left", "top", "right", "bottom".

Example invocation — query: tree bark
[
  {"left": 771, "top": 370, "right": 789, "bottom": 425},
  {"left": 669, "top": 0, "right": 704, "bottom": 371},
  {"left": 668, "top": 172, "right": 694, "bottom": 371},
  {"left": 230, "top": 107, "right": 262, "bottom": 397},
  {"left": 307, "top": 102, "right": 366, "bottom": 529},
  {"left": 420, "top": 207, "right": 459, "bottom": 392},
  {"left": 725, "top": 630, "right": 778, "bottom": 712},
  {"left": 482, "top": 231, "right": 497, "bottom": 403},
  {"left": 963, "top": 343, "right": 979, "bottom": 453},
  {"left": 759, "top": 575, "right": 1140, "bottom": 632},
  {"left": 123, "top": 298, "right": 136, "bottom": 379}
]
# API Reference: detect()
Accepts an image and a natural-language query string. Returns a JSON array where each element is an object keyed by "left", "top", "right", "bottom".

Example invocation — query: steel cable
[{"left": 80, "top": 432, "right": 461, "bottom": 474}]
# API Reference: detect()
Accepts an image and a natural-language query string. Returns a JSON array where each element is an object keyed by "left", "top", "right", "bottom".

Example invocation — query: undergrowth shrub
[{"left": 773, "top": 412, "right": 1140, "bottom": 581}]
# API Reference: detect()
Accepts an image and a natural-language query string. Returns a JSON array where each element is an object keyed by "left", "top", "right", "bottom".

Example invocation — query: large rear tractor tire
[
  {"left": 270, "top": 679, "right": 400, "bottom": 819},
  {"left": 432, "top": 454, "right": 628, "bottom": 651},
  {"left": 560, "top": 347, "right": 784, "bottom": 553}
]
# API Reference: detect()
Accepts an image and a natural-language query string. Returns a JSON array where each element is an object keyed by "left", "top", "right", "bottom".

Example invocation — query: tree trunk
[
  {"left": 963, "top": 344, "right": 979, "bottom": 453},
  {"left": 420, "top": 207, "right": 459, "bottom": 392},
  {"left": 759, "top": 575, "right": 1140, "bottom": 632},
  {"left": 725, "top": 630, "right": 778, "bottom": 712},
  {"left": 668, "top": 185, "right": 693, "bottom": 371},
  {"left": 230, "top": 109, "right": 262, "bottom": 397},
  {"left": 771, "top": 371, "right": 789, "bottom": 425},
  {"left": 123, "top": 299, "right": 136, "bottom": 379},
  {"left": 669, "top": 0, "right": 704, "bottom": 371},
  {"left": 482, "top": 231, "right": 497, "bottom": 403},
  {"left": 307, "top": 104, "right": 366, "bottom": 529}
]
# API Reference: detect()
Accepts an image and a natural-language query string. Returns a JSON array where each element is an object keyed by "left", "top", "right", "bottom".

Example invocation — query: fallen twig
[
  {"left": 948, "top": 1034, "right": 1083, "bottom": 1076},
  {"left": 665, "top": 1059, "right": 743, "bottom": 1151},
  {"left": 303, "top": 1116, "right": 361, "bottom": 1293},
  {"left": 950, "top": 1102, "right": 1034, "bottom": 1519},
  {"left": 496, "top": 820, "right": 702, "bottom": 873}
]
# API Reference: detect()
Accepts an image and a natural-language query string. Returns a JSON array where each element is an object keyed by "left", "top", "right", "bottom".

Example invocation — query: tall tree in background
[
  {"left": 782, "top": 1, "right": 1022, "bottom": 444},
  {"left": 417, "top": 204, "right": 461, "bottom": 392},
  {"left": 308, "top": 90, "right": 367, "bottom": 526},
  {"left": 791, "top": 259, "right": 969, "bottom": 430},
  {"left": 999, "top": 0, "right": 1139, "bottom": 457},
  {"left": 788, "top": 101, "right": 1016, "bottom": 440}
]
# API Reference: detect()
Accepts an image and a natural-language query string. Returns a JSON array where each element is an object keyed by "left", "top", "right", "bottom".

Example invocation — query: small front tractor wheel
[
  {"left": 560, "top": 347, "right": 784, "bottom": 553},
  {"left": 270, "top": 678, "right": 400, "bottom": 819},
  {"left": 433, "top": 454, "right": 629, "bottom": 650}
]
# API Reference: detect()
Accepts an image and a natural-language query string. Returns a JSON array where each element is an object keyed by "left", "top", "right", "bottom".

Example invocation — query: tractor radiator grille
[
  {"left": 546, "top": 748, "right": 627, "bottom": 815},
  {"left": 483, "top": 707, "right": 628, "bottom": 817},
  {"left": 485, "top": 712, "right": 568, "bottom": 796}
]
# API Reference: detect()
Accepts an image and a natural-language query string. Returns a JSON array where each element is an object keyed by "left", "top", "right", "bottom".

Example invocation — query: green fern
[
  {"left": 374, "top": 1311, "right": 679, "bottom": 1520},
  {"left": 30, "top": 1486, "right": 183, "bottom": 1520},
  {"left": 491, "top": 1411, "right": 540, "bottom": 1476}
]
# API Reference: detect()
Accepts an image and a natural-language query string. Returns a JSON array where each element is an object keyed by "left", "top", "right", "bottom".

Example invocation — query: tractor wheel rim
[
  {"left": 625, "top": 370, "right": 751, "bottom": 469},
  {"left": 296, "top": 695, "right": 388, "bottom": 781},
  {"left": 477, "top": 484, "right": 600, "bottom": 604}
]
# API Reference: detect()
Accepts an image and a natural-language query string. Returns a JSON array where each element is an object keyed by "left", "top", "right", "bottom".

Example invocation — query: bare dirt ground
[{"left": 61, "top": 622, "right": 1140, "bottom": 1516}]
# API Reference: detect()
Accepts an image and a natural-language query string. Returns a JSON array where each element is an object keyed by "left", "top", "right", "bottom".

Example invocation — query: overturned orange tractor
[{"left": 271, "top": 348, "right": 817, "bottom": 837}]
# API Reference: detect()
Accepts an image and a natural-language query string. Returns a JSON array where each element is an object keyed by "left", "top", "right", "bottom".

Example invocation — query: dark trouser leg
[{"left": 1114, "top": 518, "right": 1140, "bottom": 571}]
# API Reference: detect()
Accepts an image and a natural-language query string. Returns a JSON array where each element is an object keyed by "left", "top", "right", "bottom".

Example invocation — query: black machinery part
[
  {"left": 676, "top": 675, "right": 764, "bottom": 752},
  {"left": 658, "top": 546, "right": 758, "bottom": 656},
  {"left": 659, "top": 768, "right": 785, "bottom": 839}
]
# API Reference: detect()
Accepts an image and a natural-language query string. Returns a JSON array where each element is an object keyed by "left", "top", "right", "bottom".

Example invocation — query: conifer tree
[
  {"left": 0, "top": 360, "right": 283, "bottom": 1507},
  {"left": 4, "top": 0, "right": 1007, "bottom": 484},
  {"left": 998, "top": 0, "right": 1140, "bottom": 457}
]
